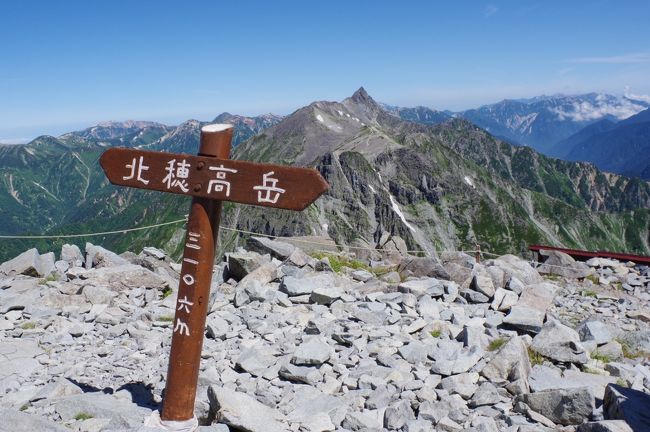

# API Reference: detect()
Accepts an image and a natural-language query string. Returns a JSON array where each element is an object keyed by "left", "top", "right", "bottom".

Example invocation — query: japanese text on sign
[{"left": 123, "top": 157, "right": 288, "bottom": 204}]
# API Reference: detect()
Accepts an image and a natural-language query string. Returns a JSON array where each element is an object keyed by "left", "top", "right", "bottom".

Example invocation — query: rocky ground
[{"left": 0, "top": 237, "right": 649, "bottom": 432}]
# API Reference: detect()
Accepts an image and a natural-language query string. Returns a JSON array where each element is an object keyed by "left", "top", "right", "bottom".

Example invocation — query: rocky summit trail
[{"left": 0, "top": 237, "right": 649, "bottom": 432}]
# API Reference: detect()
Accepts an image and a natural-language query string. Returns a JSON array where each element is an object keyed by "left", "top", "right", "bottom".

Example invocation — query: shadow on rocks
[{"left": 67, "top": 379, "right": 159, "bottom": 410}]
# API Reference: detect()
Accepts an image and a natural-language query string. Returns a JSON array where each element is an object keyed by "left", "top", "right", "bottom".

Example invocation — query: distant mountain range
[
  {"left": 382, "top": 93, "right": 650, "bottom": 180},
  {"left": 0, "top": 113, "right": 283, "bottom": 261},
  {"left": 562, "top": 108, "right": 650, "bottom": 180},
  {"left": 1, "top": 89, "right": 648, "bottom": 262},
  {"left": 456, "top": 93, "right": 649, "bottom": 156}
]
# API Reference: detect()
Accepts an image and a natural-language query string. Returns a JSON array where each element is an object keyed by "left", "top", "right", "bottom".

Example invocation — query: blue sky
[{"left": 2, "top": 0, "right": 650, "bottom": 142}]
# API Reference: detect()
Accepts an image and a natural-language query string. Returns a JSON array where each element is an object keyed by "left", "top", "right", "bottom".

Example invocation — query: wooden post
[{"left": 160, "top": 125, "right": 233, "bottom": 421}]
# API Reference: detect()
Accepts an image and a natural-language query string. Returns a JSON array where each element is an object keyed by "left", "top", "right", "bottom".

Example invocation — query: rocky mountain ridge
[
  {"left": 0, "top": 239, "right": 649, "bottom": 431},
  {"left": 1, "top": 89, "right": 649, "bottom": 265},
  {"left": 230, "top": 88, "right": 650, "bottom": 258}
]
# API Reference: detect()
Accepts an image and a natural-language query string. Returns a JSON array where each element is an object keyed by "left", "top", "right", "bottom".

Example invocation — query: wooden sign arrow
[{"left": 100, "top": 147, "right": 328, "bottom": 210}]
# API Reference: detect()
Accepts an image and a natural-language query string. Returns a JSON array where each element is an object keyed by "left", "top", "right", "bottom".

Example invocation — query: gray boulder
[
  {"left": 469, "top": 382, "right": 501, "bottom": 407},
  {"left": 577, "top": 421, "right": 633, "bottom": 432},
  {"left": 384, "top": 400, "right": 415, "bottom": 429},
  {"left": 246, "top": 236, "right": 295, "bottom": 260},
  {"left": 30, "top": 378, "right": 83, "bottom": 402},
  {"left": 529, "top": 365, "right": 616, "bottom": 402},
  {"left": 481, "top": 336, "right": 530, "bottom": 392},
  {"left": 278, "top": 363, "right": 322, "bottom": 385},
  {"left": 537, "top": 249, "right": 594, "bottom": 279},
  {"left": 235, "top": 346, "right": 276, "bottom": 377},
  {"left": 440, "top": 372, "right": 479, "bottom": 399},
  {"left": 603, "top": 384, "right": 650, "bottom": 432},
  {"left": 61, "top": 244, "right": 84, "bottom": 267},
  {"left": 0, "top": 409, "right": 69, "bottom": 432},
  {"left": 38, "top": 252, "right": 56, "bottom": 277},
  {"left": 397, "top": 256, "right": 450, "bottom": 280},
  {"left": 310, "top": 286, "right": 344, "bottom": 305},
  {"left": 429, "top": 340, "right": 484, "bottom": 376},
  {"left": 343, "top": 409, "right": 383, "bottom": 430},
  {"left": 398, "top": 278, "right": 445, "bottom": 297},
  {"left": 85, "top": 243, "right": 129, "bottom": 269},
  {"left": 0, "top": 339, "right": 43, "bottom": 381},
  {"left": 578, "top": 320, "right": 616, "bottom": 345},
  {"left": 142, "top": 246, "right": 166, "bottom": 260},
  {"left": 489, "top": 254, "right": 543, "bottom": 285},
  {"left": 503, "top": 282, "right": 558, "bottom": 333},
  {"left": 398, "top": 341, "right": 431, "bottom": 364},
  {"left": 461, "top": 289, "right": 490, "bottom": 304},
  {"left": 292, "top": 336, "right": 332, "bottom": 366},
  {"left": 54, "top": 393, "right": 152, "bottom": 429},
  {"left": 0, "top": 278, "right": 41, "bottom": 313},
  {"left": 471, "top": 273, "right": 495, "bottom": 298},
  {"left": 531, "top": 320, "right": 589, "bottom": 364},
  {"left": 0, "top": 248, "right": 41, "bottom": 277},
  {"left": 280, "top": 273, "right": 338, "bottom": 297},
  {"left": 516, "top": 387, "right": 594, "bottom": 425},
  {"left": 491, "top": 288, "right": 519, "bottom": 311},
  {"left": 208, "top": 386, "right": 286, "bottom": 432},
  {"left": 226, "top": 250, "right": 270, "bottom": 281}
]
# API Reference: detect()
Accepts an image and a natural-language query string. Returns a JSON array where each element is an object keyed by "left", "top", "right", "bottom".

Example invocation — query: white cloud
[
  {"left": 550, "top": 96, "right": 646, "bottom": 122},
  {"left": 624, "top": 86, "right": 650, "bottom": 103},
  {"left": 569, "top": 53, "right": 650, "bottom": 64},
  {"left": 484, "top": 4, "right": 499, "bottom": 17}
]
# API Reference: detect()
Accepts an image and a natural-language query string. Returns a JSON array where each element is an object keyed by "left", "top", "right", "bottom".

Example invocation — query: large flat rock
[
  {"left": 54, "top": 393, "right": 152, "bottom": 429},
  {"left": 503, "top": 282, "right": 558, "bottom": 333},
  {"left": 517, "top": 387, "right": 594, "bottom": 426},
  {"left": 0, "top": 339, "right": 43, "bottom": 381},
  {"left": 0, "top": 409, "right": 69, "bottom": 432},
  {"left": 531, "top": 319, "right": 589, "bottom": 364},
  {"left": 0, "top": 249, "right": 41, "bottom": 277},
  {"left": 208, "top": 386, "right": 286, "bottom": 432}
]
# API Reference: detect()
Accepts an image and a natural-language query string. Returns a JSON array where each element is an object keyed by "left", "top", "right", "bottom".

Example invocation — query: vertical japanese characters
[{"left": 172, "top": 231, "right": 200, "bottom": 337}]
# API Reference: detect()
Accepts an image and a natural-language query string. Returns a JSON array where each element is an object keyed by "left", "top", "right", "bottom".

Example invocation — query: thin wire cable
[
  {"left": 0, "top": 218, "right": 507, "bottom": 259},
  {"left": 0, "top": 218, "right": 188, "bottom": 239}
]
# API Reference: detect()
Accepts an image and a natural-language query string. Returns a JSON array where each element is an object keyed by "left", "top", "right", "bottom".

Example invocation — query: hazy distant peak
[{"left": 96, "top": 120, "right": 167, "bottom": 128}]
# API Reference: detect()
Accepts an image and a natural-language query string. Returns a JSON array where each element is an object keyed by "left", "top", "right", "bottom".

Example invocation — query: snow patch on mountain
[
  {"left": 389, "top": 194, "right": 415, "bottom": 232},
  {"left": 506, "top": 113, "right": 538, "bottom": 133}
]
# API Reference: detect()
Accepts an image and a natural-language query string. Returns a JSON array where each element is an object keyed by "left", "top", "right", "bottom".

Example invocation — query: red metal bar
[{"left": 529, "top": 244, "right": 650, "bottom": 265}]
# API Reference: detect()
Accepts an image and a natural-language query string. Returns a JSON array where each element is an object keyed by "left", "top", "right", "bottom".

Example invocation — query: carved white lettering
[{"left": 253, "top": 171, "right": 286, "bottom": 204}]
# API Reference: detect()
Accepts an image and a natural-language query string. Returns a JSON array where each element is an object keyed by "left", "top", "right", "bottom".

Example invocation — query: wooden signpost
[{"left": 99, "top": 124, "right": 328, "bottom": 423}]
